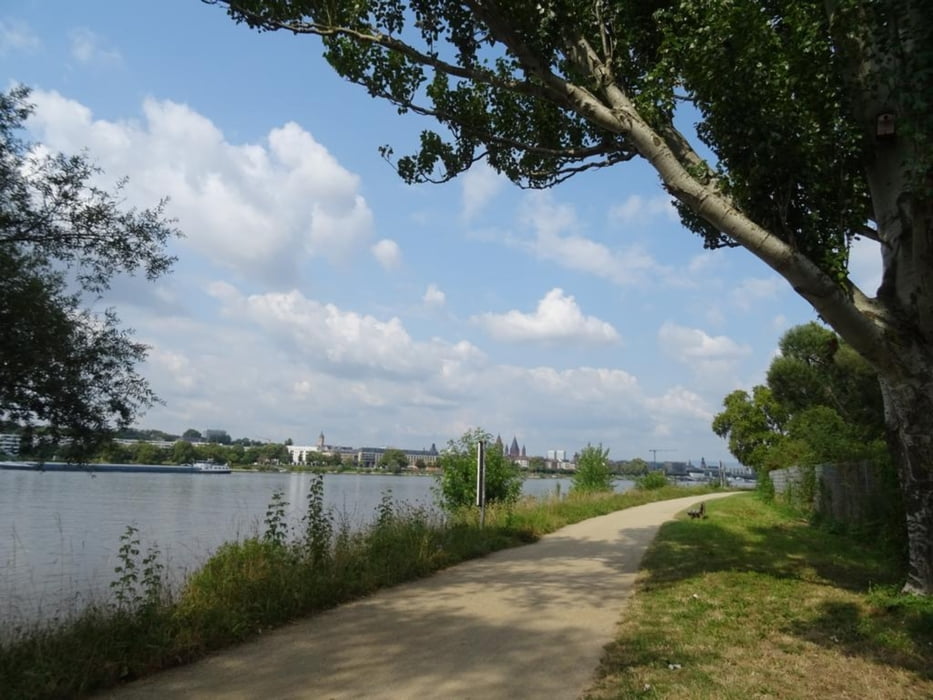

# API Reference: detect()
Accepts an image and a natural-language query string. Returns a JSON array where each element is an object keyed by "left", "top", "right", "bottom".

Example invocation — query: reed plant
[{"left": 0, "top": 477, "right": 713, "bottom": 699}]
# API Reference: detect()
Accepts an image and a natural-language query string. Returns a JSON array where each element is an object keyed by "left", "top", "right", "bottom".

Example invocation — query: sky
[{"left": 0, "top": 2, "right": 883, "bottom": 464}]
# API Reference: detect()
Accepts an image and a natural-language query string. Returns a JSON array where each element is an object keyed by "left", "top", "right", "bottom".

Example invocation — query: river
[{"left": 0, "top": 469, "right": 631, "bottom": 626}]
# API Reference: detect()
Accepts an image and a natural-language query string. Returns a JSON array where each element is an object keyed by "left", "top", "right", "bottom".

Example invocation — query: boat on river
[{"left": 0, "top": 461, "right": 230, "bottom": 474}]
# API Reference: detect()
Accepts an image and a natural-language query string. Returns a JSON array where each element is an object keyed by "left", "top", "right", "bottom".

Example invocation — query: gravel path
[{"left": 102, "top": 493, "right": 736, "bottom": 700}]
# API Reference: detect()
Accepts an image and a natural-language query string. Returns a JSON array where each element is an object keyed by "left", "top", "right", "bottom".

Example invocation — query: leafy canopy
[
  {"left": 209, "top": 0, "right": 894, "bottom": 282},
  {"left": 713, "top": 323, "right": 885, "bottom": 472},
  {"left": 0, "top": 86, "right": 179, "bottom": 459}
]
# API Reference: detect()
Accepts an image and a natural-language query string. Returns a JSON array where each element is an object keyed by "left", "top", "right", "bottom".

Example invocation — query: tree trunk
[{"left": 879, "top": 358, "right": 933, "bottom": 595}]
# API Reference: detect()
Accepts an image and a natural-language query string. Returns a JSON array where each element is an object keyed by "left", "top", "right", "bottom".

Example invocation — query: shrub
[
  {"left": 572, "top": 444, "right": 613, "bottom": 493},
  {"left": 636, "top": 471, "right": 668, "bottom": 490},
  {"left": 435, "top": 428, "right": 523, "bottom": 511}
]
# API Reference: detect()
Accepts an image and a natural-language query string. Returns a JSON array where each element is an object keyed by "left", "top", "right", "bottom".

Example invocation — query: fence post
[{"left": 476, "top": 440, "right": 486, "bottom": 528}]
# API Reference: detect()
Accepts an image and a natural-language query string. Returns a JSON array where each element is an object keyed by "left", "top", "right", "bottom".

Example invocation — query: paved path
[{"left": 103, "top": 493, "right": 736, "bottom": 700}]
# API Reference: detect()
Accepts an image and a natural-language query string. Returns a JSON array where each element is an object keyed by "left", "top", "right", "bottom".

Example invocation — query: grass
[
  {"left": 0, "top": 479, "right": 715, "bottom": 699},
  {"left": 586, "top": 493, "right": 933, "bottom": 700}
]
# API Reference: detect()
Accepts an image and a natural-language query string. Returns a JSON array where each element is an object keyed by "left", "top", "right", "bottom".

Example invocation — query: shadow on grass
[
  {"left": 787, "top": 598, "right": 933, "bottom": 680},
  {"left": 628, "top": 494, "right": 933, "bottom": 680},
  {"left": 641, "top": 496, "right": 900, "bottom": 592}
]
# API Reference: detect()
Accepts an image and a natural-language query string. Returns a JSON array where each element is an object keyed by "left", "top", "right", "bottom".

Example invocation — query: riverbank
[{"left": 0, "top": 481, "right": 713, "bottom": 699}]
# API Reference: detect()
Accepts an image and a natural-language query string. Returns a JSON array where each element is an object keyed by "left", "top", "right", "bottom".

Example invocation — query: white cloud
[
  {"left": 0, "top": 19, "right": 40, "bottom": 54},
  {"left": 26, "top": 90, "right": 374, "bottom": 283},
  {"left": 658, "top": 322, "right": 750, "bottom": 362},
  {"left": 517, "top": 192, "right": 661, "bottom": 285},
  {"left": 371, "top": 239, "right": 401, "bottom": 269},
  {"left": 69, "top": 28, "right": 122, "bottom": 66},
  {"left": 609, "top": 194, "right": 677, "bottom": 224},
  {"left": 212, "top": 285, "right": 485, "bottom": 380},
  {"left": 646, "top": 386, "right": 714, "bottom": 422},
  {"left": 423, "top": 283, "right": 446, "bottom": 308},
  {"left": 461, "top": 162, "right": 505, "bottom": 221},
  {"left": 472, "top": 288, "right": 620, "bottom": 344}
]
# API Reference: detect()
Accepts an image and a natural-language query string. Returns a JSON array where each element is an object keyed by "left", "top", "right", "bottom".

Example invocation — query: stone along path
[{"left": 102, "top": 493, "right": 737, "bottom": 700}]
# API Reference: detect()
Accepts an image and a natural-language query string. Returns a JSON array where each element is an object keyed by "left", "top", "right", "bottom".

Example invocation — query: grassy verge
[
  {"left": 586, "top": 493, "right": 933, "bottom": 700},
  {"left": 0, "top": 479, "right": 712, "bottom": 699}
]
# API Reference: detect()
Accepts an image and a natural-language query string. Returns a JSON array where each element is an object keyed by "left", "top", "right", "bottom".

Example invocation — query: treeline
[{"left": 94, "top": 439, "right": 291, "bottom": 468}]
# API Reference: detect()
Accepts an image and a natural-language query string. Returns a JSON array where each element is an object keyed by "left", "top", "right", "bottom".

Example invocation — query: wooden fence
[{"left": 769, "top": 462, "right": 895, "bottom": 525}]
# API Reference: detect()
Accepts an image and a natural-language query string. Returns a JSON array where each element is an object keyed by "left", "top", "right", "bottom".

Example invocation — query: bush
[
  {"left": 435, "top": 428, "right": 523, "bottom": 511},
  {"left": 636, "top": 471, "right": 668, "bottom": 490},
  {"left": 572, "top": 444, "right": 613, "bottom": 493}
]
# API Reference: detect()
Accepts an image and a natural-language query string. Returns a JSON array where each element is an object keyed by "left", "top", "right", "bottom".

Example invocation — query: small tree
[
  {"left": 626, "top": 458, "right": 649, "bottom": 476},
  {"left": 436, "top": 427, "right": 523, "bottom": 511},
  {"left": 572, "top": 444, "right": 613, "bottom": 493},
  {"left": 379, "top": 448, "right": 409, "bottom": 473}
]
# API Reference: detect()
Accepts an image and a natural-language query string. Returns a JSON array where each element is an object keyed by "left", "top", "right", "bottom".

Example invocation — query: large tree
[
  {"left": 206, "top": 1, "right": 933, "bottom": 593},
  {"left": 0, "top": 86, "right": 178, "bottom": 459},
  {"left": 713, "top": 323, "right": 886, "bottom": 472}
]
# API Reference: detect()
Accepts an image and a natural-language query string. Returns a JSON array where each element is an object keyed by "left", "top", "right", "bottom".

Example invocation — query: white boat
[{"left": 191, "top": 461, "right": 231, "bottom": 474}]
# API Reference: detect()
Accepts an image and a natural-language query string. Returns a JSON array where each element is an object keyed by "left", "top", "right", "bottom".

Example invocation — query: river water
[{"left": 0, "top": 470, "right": 629, "bottom": 625}]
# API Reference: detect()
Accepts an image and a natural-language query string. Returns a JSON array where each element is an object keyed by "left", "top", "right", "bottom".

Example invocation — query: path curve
[{"left": 102, "top": 493, "right": 737, "bottom": 700}]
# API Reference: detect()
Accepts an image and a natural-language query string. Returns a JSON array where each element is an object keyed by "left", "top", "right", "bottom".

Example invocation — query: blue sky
[{"left": 0, "top": 2, "right": 882, "bottom": 463}]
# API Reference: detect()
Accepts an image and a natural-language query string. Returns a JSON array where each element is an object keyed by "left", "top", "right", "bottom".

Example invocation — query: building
[
  {"left": 0, "top": 433, "right": 21, "bottom": 455},
  {"left": 355, "top": 444, "right": 439, "bottom": 469},
  {"left": 286, "top": 432, "right": 438, "bottom": 468}
]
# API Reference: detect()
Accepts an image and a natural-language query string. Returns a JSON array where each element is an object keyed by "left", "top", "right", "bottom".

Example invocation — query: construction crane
[{"left": 649, "top": 449, "right": 675, "bottom": 469}]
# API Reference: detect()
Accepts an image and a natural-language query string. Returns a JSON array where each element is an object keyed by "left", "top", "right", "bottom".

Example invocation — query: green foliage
[
  {"left": 572, "top": 443, "right": 613, "bottom": 493},
  {"left": 110, "top": 525, "right": 165, "bottom": 616},
  {"left": 625, "top": 457, "right": 649, "bottom": 476},
  {"left": 713, "top": 323, "right": 887, "bottom": 472},
  {"left": 0, "top": 86, "right": 179, "bottom": 460},
  {"left": 301, "top": 474, "right": 333, "bottom": 566},
  {"left": 378, "top": 448, "right": 409, "bottom": 473},
  {"left": 636, "top": 471, "right": 669, "bottom": 490},
  {"left": 435, "top": 427, "right": 523, "bottom": 511},
  {"left": 712, "top": 386, "right": 788, "bottom": 471},
  {"left": 262, "top": 491, "right": 290, "bottom": 547}
]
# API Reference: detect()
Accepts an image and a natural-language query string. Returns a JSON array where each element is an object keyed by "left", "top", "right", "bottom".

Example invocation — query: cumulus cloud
[
  {"left": 371, "top": 239, "right": 401, "bottom": 269},
  {"left": 472, "top": 288, "right": 620, "bottom": 344},
  {"left": 656, "top": 321, "right": 751, "bottom": 395},
  {"left": 461, "top": 162, "right": 505, "bottom": 221},
  {"left": 517, "top": 192, "right": 661, "bottom": 285},
  {"left": 0, "top": 19, "right": 40, "bottom": 54},
  {"left": 135, "top": 282, "right": 726, "bottom": 458},
  {"left": 608, "top": 194, "right": 677, "bottom": 224},
  {"left": 646, "top": 386, "right": 714, "bottom": 422},
  {"left": 26, "top": 90, "right": 374, "bottom": 283},
  {"left": 211, "top": 285, "right": 485, "bottom": 380},
  {"left": 423, "top": 283, "right": 446, "bottom": 308},
  {"left": 658, "top": 322, "right": 751, "bottom": 362}
]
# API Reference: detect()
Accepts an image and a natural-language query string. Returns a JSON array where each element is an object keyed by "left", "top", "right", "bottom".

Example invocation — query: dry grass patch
[{"left": 586, "top": 494, "right": 933, "bottom": 700}]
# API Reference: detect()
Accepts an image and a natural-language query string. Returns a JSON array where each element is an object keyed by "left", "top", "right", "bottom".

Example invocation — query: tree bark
[{"left": 879, "top": 364, "right": 933, "bottom": 595}]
